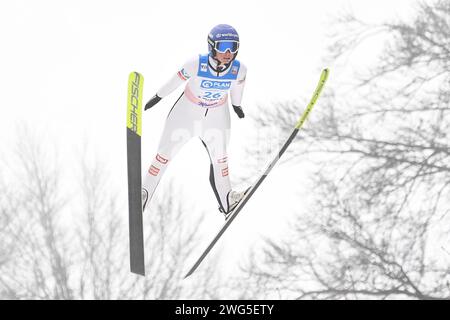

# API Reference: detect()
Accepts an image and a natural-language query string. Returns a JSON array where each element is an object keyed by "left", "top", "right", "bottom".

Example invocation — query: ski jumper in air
[{"left": 142, "top": 24, "right": 248, "bottom": 217}]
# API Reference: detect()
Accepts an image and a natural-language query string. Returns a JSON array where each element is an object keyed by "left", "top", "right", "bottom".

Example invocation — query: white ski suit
[{"left": 143, "top": 54, "right": 247, "bottom": 212}]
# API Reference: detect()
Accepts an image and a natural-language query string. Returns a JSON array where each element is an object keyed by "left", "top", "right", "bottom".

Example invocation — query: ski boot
[{"left": 220, "top": 187, "right": 251, "bottom": 220}]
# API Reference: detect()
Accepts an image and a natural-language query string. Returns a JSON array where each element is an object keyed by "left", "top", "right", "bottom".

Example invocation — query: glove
[
  {"left": 144, "top": 94, "right": 162, "bottom": 110},
  {"left": 232, "top": 105, "right": 245, "bottom": 119}
]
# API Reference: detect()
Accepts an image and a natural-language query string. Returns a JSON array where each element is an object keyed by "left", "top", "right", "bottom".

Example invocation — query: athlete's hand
[
  {"left": 144, "top": 94, "right": 162, "bottom": 110},
  {"left": 232, "top": 105, "right": 245, "bottom": 119}
]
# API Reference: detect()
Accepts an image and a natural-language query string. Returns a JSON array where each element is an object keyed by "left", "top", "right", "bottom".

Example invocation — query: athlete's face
[{"left": 215, "top": 51, "right": 235, "bottom": 65}]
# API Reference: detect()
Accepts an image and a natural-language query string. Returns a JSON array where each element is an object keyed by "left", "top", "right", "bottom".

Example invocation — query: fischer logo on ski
[{"left": 127, "top": 72, "right": 143, "bottom": 136}]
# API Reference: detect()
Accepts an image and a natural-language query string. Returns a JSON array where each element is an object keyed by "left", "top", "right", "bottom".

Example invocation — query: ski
[
  {"left": 127, "top": 71, "right": 145, "bottom": 276},
  {"left": 184, "top": 68, "right": 329, "bottom": 278}
]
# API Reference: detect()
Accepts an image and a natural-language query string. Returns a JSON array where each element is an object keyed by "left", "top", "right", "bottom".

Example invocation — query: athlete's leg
[
  {"left": 142, "top": 94, "right": 195, "bottom": 210},
  {"left": 200, "top": 105, "right": 232, "bottom": 213}
]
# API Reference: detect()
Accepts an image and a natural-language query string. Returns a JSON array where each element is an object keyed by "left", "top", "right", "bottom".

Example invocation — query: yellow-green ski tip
[{"left": 295, "top": 68, "right": 329, "bottom": 130}]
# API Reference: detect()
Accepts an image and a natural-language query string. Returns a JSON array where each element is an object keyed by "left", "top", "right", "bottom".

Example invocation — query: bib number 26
[{"left": 203, "top": 92, "right": 223, "bottom": 99}]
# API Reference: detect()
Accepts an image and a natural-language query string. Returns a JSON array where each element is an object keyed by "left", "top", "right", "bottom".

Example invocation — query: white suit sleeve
[
  {"left": 156, "top": 56, "right": 198, "bottom": 98},
  {"left": 230, "top": 63, "right": 247, "bottom": 106}
]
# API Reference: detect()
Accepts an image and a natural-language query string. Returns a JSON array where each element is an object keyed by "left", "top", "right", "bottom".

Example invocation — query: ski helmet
[{"left": 207, "top": 24, "right": 240, "bottom": 60}]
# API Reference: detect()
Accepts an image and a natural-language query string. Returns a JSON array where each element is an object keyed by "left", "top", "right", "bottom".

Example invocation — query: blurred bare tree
[
  {"left": 0, "top": 130, "right": 73, "bottom": 299},
  {"left": 0, "top": 131, "right": 220, "bottom": 299},
  {"left": 235, "top": 0, "right": 450, "bottom": 299}
]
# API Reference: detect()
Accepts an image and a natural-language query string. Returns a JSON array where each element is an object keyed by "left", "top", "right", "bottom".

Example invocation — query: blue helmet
[{"left": 207, "top": 24, "right": 240, "bottom": 60}]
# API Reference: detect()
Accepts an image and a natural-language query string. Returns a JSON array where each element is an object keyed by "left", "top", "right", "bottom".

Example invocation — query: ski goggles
[{"left": 214, "top": 40, "right": 239, "bottom": 54}]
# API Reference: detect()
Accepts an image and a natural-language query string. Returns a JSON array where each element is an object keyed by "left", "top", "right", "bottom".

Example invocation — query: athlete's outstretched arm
[{"left": 145, "top": 57, "right": 198, "bottom": 111}]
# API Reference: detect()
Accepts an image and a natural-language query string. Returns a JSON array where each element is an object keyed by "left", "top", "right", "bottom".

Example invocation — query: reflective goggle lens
[{"left": 215, "top": 41, "right": 239, "bottom": 54}]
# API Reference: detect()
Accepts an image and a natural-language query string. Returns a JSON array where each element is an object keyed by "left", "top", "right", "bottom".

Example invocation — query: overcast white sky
[{"left": 0, "top": 0, "right": 416, "bottom": 278}]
